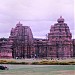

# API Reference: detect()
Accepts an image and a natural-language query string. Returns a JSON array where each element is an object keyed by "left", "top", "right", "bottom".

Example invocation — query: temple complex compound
[{"left": 0, "top": 17, "right": 74, "bottom": 59}]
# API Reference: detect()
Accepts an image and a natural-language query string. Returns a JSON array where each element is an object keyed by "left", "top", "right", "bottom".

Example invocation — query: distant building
[
  {"left": 72, "top": 39, "right": 75, "bottom": 57},
  {"left": 0, "top": 38, "right": 12, "bottom": 58},
  {"left": 34, "top": 38, "right": 48, "bottom": 58}
]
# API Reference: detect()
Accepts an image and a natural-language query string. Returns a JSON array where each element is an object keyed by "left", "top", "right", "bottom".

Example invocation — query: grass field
[{"left": 0, "top": 65, "right": 75, "bottom": 75}]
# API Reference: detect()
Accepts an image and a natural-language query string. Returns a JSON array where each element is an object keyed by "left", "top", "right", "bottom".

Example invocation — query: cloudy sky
[{"left": 0, "top": 0, "right": 74, "bottom": 39}]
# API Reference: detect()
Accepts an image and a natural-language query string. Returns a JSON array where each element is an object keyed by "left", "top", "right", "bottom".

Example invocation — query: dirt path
[{"left": 55, "top": 70, "right": 75, "bottom": 75}]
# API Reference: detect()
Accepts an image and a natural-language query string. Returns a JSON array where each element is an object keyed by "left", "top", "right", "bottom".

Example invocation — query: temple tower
[
  {"left": 9, "top": 22, "right": 34, "bottom": 58},
  {"left": 48, "top": 16, "right": 73, "bottom": 59}
]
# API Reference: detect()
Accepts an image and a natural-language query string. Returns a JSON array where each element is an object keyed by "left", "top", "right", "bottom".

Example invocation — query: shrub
[
  {"left": 31, "top": 61, "right": 75, "bottom": 65},
  {"left": 68, "top": 61, "right": 75, "bottom": 65},
  {"left": 0, "top": 59, "right": 75, "bottom": 65},
  {"left": 0, "top": 60, "right": 28, "bottom": 64},
  {"left": 0, "top": 60, "right": 7, "bottom": 64},
  {"left": 31, "top": 62, "right": 39, "bottom": 65}
]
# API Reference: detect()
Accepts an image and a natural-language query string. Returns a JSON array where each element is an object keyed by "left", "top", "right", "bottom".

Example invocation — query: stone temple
[
  {"left": 0, "top": 17, "right": 74, "bottom": 59},
  {"left": 9, "top": 22, "right": 34, "bottom": 58},
  {"left": 48, "top": 16, "right": 73, "bottom": 58}
]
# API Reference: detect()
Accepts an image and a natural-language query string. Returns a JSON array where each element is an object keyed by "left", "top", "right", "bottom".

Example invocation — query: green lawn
[{"left": 0, "top": 65, "right": 75, "bottom": 75}]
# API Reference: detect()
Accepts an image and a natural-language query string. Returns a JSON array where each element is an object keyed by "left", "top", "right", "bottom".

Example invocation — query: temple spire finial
[
  {"left": 16, "top": 21, "right": 22, "bottom": 27},
  {"left": 60, "top": 16, "right": 62, "bottom": 18},
  {"left": 19, "top": 21, "right": 20, "bottom": 24},
  {"left": 57, "top": 16, "right": 64, "bottom": 23}
]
